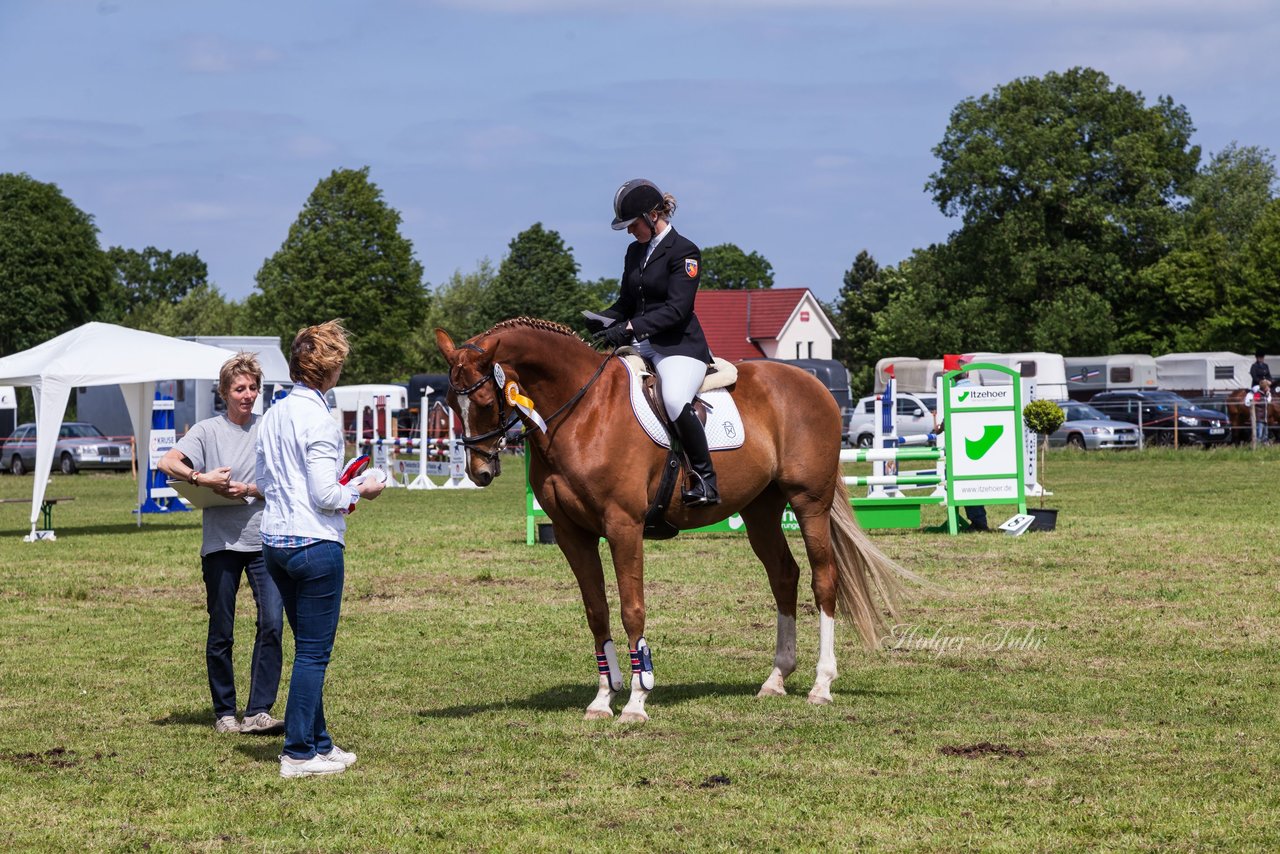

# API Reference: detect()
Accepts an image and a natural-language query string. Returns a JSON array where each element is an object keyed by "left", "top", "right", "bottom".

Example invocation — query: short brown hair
[
  {"left": 289, "top": 319, "right": 350, "bottom": 389},
  {"left": 218, "top": 352, "right": 263, "bottom": 400}
]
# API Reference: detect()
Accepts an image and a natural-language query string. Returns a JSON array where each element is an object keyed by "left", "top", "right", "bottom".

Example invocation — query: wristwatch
[{"left": 189, "top": 470, "right": 201, "bottom": 485}]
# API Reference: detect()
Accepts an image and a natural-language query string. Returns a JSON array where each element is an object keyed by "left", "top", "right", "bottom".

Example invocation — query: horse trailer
[
  {"left": 873, "top": 357, "right": 945, "bottom": 394},
  {"left": 964, "top": 352, "right": 1069, "bottom": 401},
  {"left": 1063, "top": 354, "right": 1159, "bottom": 401},
  {"left": 0, "top": 385, "right": 16, "bottom": 440},
  {"left": 1153, "top": 352, "right": 1253, "bottom": 399}
]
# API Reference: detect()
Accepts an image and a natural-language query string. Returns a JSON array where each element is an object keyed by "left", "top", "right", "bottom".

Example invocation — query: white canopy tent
[{"left": 0, "top": 323, "right": 237, "bottom": 539}]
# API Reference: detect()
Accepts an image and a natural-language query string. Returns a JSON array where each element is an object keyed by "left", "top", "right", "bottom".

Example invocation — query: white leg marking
[
  {"left": 585, "top": 675, "right": 616, "bottom": 720},
  {"left": 584, "top": 640, "right": 622, "bottom": 720},
  {"left": 758, "top": 612, "right": 796, "bottom": 697},
  {"left": 619, "top": 638, "right": 652, "bottom": 723},
  {"left": 619, "top": 686, "right": 650, "bottom": 723},
  {"left": 808, "top": 610, "right": 837, "bottom": 705}
]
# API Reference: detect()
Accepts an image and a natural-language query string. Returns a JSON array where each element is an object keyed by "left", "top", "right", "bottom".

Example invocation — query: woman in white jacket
[{"left": 256, "top": 319, "right": 385, "bottom": 778}]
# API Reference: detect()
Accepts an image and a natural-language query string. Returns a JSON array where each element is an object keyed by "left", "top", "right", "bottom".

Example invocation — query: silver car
[
  {"left": 1048, "top": 403, "right": 1140, "bottom": 450},
  {"left": 846, "top": 392, "right": 939, "bottom": 448},
  {"left": 2, "top": 422, "right": 134, "bottom": 475}
]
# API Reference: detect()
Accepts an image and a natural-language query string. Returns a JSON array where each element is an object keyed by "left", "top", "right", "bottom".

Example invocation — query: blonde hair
[
  {"left": 656, "top": 192, "right": 677, "bottom": 220},
  {"left": 218, "top": 352, "right": 263, "bottom": 400},
  {"left": 289, "top": 320, "right": 350, "bottom": 389}
]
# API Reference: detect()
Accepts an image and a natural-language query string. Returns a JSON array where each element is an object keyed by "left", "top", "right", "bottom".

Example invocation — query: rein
[{"left": 450, "top": 341, "right": 618, "bottom": 458}]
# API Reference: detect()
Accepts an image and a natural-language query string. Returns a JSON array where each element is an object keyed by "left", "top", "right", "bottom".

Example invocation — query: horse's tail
[{"left": 827, "top": 477, "right": 931, "bottom": 649}]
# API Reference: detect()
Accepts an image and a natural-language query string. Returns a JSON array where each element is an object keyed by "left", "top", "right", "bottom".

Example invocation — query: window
[
  {"left": 1018, "top": 361, "right": 1038, "bottom": 378},
  {"left": 1213, "top": 366, "right": 1234, "bottom": 380},
  {"left": 807, "top": 342, "right": 814, "bottom": 359},
  {"left": 1110, "top": 367, "right": 1132, "bottom": 383},
  {"left": 795, "top": 342, "right": 803, "bottom": 359}
]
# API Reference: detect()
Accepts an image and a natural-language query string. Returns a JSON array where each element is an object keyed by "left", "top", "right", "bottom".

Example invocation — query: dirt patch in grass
[
  {"left": 938, "top": 742, "right": 1026, "bottom": 759},
  {"left": 1, "top": 747, "right": 117, "bottom": 768}
]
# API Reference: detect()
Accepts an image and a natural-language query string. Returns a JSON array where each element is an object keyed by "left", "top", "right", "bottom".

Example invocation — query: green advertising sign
[{"left": 941, "top": 362, "right": 1027, "bottom": 534}]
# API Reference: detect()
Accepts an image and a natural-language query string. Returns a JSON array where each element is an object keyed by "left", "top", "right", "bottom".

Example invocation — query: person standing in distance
[
  {"left": 587, "top": 178, "right": 719, "bottom": 506},
  {"left": 158, "top": 353, "right": 284, "bottom": 735},
  {"left": 256, "top": 320, "right": 386, "bottom": 778},
  {"left": 1250, "top": 349, "right": 1272, "bottom": 389}
]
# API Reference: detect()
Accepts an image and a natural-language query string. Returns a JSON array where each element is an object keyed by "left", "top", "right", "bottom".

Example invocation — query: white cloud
[
  {"left": 285, "top": 134, "right": 340, "bottom": 159},
  {"left": 180, "top": 34, "right": 283, "bottom": 74},
  {"left": 170, "top": 200, "right": 237, "bottom": 223}
]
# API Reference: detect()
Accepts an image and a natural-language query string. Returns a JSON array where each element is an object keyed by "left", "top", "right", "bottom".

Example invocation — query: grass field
[{"left": 1, "top": 448, "right": 1278, "bottom": 851}]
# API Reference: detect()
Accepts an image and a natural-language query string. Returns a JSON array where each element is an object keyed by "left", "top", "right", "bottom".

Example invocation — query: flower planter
[{"left": 1028, "top": 507, "right": 1058, "bottom": 532}]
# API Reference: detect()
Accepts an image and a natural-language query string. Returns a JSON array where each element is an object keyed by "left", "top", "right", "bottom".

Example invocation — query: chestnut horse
[
  {"left": 1225, "top": 380, "right": 1278, "bottom": 442},
  {"left": 436, "top": 318, "right": 914, "bottom": 722}
]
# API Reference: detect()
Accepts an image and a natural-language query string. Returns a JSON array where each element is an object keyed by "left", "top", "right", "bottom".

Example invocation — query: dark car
[
  {"left": 1088, "top": 391, "right": 1230, "bottom": 446},
  {"left": 1, "top": 422, "right": 134, "bottom": 475}
]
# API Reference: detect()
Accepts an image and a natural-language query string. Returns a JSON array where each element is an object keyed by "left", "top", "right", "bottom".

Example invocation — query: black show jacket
[{"left": 604, "top": 227, "right": 712, "bottom": 362}]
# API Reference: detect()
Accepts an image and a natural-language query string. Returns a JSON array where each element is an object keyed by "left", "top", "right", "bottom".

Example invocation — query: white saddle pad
[{"left": 621, "top": 358, "right": 745, "bottom": 451}]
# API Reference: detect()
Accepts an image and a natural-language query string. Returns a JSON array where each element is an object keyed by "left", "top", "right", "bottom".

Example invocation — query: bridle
[{"left": 448, "top": 340, "right": 618, "bottom": 462}]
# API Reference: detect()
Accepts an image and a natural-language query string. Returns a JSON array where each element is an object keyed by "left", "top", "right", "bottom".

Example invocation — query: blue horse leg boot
[{"left": 630, "top": 637, "right": 654, "bottom": 691}]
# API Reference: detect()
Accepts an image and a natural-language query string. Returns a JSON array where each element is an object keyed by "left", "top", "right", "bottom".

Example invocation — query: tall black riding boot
[{"left": 673, "top": 403, "right": 720, "bottom": 506}]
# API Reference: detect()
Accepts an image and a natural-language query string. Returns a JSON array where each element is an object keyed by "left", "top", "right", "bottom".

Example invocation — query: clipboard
[
  {"left": 581, "top": 310, "right": 617, "bottom": 328},
  {"left": 169, "top": 478, "right": 255, "bottom": 509}
]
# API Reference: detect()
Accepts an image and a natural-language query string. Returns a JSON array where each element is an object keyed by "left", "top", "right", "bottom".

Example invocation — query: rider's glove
[{"left": 594, "top": 325, "right": 633, "bottom": 348}]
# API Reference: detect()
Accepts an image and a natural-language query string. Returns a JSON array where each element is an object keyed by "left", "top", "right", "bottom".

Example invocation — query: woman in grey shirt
[{"left": 158, "top": 353, "right": 284, "bottom": 735}]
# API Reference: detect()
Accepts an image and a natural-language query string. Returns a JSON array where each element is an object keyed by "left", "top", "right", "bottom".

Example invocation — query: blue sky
[{"left": 3, "top": 0, "right": 1277, "bottom": 305}]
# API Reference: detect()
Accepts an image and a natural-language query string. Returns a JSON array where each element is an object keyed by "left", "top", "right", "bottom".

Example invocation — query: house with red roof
[{"left": 694, "top": 288, "right": 839, "bottom": 362}]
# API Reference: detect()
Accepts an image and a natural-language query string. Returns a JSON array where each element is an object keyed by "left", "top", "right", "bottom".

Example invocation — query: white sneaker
[
  {"left": 240, "top": 712, "right": 285, "bottom": 734},
  {"left": 319, "top": 745, "right": 357, "bottom": 767},
  {"left": 214, "top": 715, "right": 241, "bottom": 734},
  {"left": 278, "top": 754, "right": 346, "bottom": 779}
]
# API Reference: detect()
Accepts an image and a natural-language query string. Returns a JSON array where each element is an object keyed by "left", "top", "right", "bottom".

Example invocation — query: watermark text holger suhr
[{"left": 880, "top": 624, "right": 1045, "bottom": 656}]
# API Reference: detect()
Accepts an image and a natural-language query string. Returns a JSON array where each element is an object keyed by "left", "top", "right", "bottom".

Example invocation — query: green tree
[
  {"left": 700, "top": 243, "right": 774, "bottom": 290},
  {"left": 1188, "top": 143, "right": 1277, "bottom": 251},
  {"left": 249, "top": 167, "right": 427, "bottom": 384},
  {"left": 832, "top": 250, "right": 888, "bottom": 389},
  {"left": 127, "top": 283, "right": 246, "bottom": 338},
  {"left": 410, "top": 260, "right": 498, "bottom": 372},
  {"left": 472, "top": 223, "right": 586, "bottom": 333},
  {"left": 1232, "top": 198, "right": 1280, "bottom": 353},
  {"left": 924, "top": 67, "right": 1200, "bottom": 354},
  {"left": 0, "top": 173, "right": 114, "bottom": 355},
  {"left": 105, "top": 246, "right": 209, "bottom": 324}
]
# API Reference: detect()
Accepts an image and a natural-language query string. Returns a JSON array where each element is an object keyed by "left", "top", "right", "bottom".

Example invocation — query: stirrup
[{"left": 681, "top": 473, "right": 720, "bottom": 507}]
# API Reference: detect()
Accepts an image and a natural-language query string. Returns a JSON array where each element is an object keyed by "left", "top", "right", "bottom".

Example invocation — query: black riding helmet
[{"left": 611, "top": 178, "right": 664, "bottom": 231}]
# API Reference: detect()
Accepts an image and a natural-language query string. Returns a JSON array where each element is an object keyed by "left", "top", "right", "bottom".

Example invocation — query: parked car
[
  {"left": 1088, "top": 391, "right": 1230, "bottom": 446},
  {"left": 1048, "top": 402, "right": 1140, "bottom": 450},
  {"left": 1, "top": 422, "right": 133, "bottom": 475},
  {"left": 846, "top": 392, "right": 938, "bottom": 448}
]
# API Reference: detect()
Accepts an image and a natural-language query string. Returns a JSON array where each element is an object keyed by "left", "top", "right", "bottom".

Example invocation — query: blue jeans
[
  {"left": 265, "top": 540, "right": 345, "bottom": 760},
  {"left": 202, "top": 549, "right": 283, "bottom": 719},
  {"left": 965, "top": 505, "right": 988, "bottom": 529}
]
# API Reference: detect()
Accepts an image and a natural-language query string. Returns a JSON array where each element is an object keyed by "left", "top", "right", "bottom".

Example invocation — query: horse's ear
[{"left": 435, "top": 329, "right": 456, "bottom": 361}]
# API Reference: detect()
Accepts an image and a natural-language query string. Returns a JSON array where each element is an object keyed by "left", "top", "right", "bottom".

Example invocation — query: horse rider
[
  {"left": 1250, "top": 349, "right": 1273, "bottom": 389},
  {"left": 586, "top": 178, "right": 720, "bottom": 507}
]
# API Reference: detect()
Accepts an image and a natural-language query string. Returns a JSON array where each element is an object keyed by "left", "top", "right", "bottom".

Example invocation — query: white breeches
[{"left": 633, "top": 342, "right": 707, "bottom": 420}]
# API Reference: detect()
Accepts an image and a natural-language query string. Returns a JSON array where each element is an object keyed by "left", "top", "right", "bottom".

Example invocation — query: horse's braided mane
[{"left": 486, "top": 317, "right": 585, "bottom": 341}]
